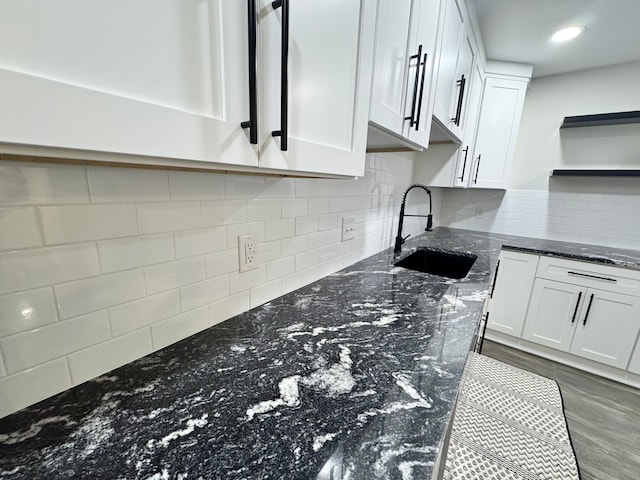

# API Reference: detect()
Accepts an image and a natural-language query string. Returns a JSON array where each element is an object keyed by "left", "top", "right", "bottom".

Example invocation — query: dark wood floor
[{"left": 482, "top": 340, "right": 640, "bottom": 480}]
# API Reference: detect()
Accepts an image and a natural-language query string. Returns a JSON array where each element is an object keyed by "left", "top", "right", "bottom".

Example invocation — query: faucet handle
[{"left": 402, "top": 234, "right": 411, "bottom": 244}]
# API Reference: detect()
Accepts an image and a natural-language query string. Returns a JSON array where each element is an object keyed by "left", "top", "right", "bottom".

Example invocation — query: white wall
[
  {"left": 0, "top": 153, "right": 437, "bottom": 418},
  {"left": 439, "top": 60, "right": 640, "bottom": 249}
]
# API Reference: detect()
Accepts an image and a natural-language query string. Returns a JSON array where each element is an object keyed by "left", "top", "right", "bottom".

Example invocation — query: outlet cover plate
[
  {"left": 342, "top": 217, "right": 356, "bottom": 241},
  {"left": 238, "top": 234, "right": 259, "bottom": 272}
]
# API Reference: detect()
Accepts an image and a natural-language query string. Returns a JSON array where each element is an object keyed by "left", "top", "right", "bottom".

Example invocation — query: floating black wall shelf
[
  {"left": 560, "top": 110, "right": 640, "bottom": 129},
  {"left": 551, "top": 169, "right": 640, "bottom": 177}
]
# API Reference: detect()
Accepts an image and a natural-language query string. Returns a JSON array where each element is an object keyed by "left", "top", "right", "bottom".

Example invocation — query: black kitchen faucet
[{"left": 393, "top": 184, "right": 433, "bottom": 254}]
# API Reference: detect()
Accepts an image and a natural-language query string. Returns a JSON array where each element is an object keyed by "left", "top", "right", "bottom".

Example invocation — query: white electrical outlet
[
  {"left": 342, "top": 217, "right": 356, "bottom": 241},
  {"left": 238, "top": 234, "right": 259, "bottom": 272},
  {"left": 476, "top": 206, "right": 485, "bottom": 219}
]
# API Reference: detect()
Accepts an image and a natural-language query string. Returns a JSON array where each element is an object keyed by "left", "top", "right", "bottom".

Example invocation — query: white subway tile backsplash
[
  {"left": 266, "top": 257, "right": 295, "bottom": 281},
  {"left": 0, "top": 207, "right": 42, "bottom": 250},
  {"left": 144, "top": 257, "right": 205, "bottom": 294},
  {"left": 88, "top": 167, "right": 169, "bottom": 203},
  {"left": 174, "top": 227, "right": 226, "bottom": 258},
  {"left": 247, "top": 199, "right": 281, "bottom": 221},
  {"left": 295, "top": 244, "right": 337, "bottom": 271},
  {"left": 308, "top": 198, "right": 329, "bottom": 215},
  {"left": 208, "top": 292, "right": 250, "bottom": 326},
  {"left": 265, "top": 219, "right": 295, "bottom": 241},
  {"left": 0, "top": 359, "right": 71, "bottom": 419},
  {"left": 318, "top": 213, "right": 339, "bottom": 231},
  {"left": 0, "top": 244, "right": 100, "bottom": 295},
  {"left": 250, "top": 279, "right": 282, "bottom": 308},
  {"left": 108, "top": 291, "right": 180, "bottom": 337},
  {"left": 151, "top": 307, "right": 209, "bottom": 350},
  {"left": 224, "top": 175, "right": 264, "bottom": 199},
  {"left": 40, "top": 204, "right": 138, "bottom": 244},
  {"left": 205, "top": 249, "right": 239, "bottom": 277},
  {"left": 281, "top": 236, "right": 308, "bottom": 255},
  {"left": 202, "top": 200, "right": 247, "bottom": 226},
  {"left": 282, "top": 198, "right": 308, "bottom": 218},
  {"left": 263, "top": 178, "right": 296, "bottom": 198},
  {"left": 329, "top": 197, "right": 347, "bottom": 213},
  {"left": 0, "top": 287, "right": 58, "bottom": 337},
  {"left": 0, "top": 153, "right": 423, "bottom": 417},
  {"left": 296, "top": 216, "right": 318, "bottom": 235},
  {"left": 1, "top": 311, "right": 110, "bottom": 374},
  {"left": 137, "top": 202, "right": 201, "bottom": 234},
  {"left": 261, "top": 240, "right": 283, "bottom": 263},
  {"left": 229, "top": 267, "right": 266, "bottom": 295},
  {"left": 226, "top": 222, "right": 265, "bottom": 246},
  {"left": 98, "top": 234, "right": 174, "bottom": 273},
  {"left": 68, "top": 328, "right": 153, "bottom": 385},
  {"left": 179, "top": 275, "right": 230, "bottom": 312},
  {"left": 55, "top": 269, "right": 146, "bottom": 319},
  {"left": 169, "top": 171, "right": 224, "bottom": 200},
  {"left": 0, "top": 162, "right": 89, "bottom": 205}
]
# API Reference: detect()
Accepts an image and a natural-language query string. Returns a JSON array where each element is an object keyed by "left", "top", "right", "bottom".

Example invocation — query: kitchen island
[{"left": 1, "top": 228, "right": 639, "bottom": 480}]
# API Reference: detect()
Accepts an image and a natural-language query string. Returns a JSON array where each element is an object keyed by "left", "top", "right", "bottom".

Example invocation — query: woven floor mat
[{"left": 444, "top": 352, "right": 581, "bottom": 480}]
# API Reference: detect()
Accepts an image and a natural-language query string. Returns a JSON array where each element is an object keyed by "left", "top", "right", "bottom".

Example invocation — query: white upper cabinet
[
  {"left": 258, "top": 0, "right": 376, "bottom": 176},
  {"left": 0, "top": 0, "right": 376, "bottom": 177},
  {"left": 452, "top": 62, "right": 484, "bottom": 186},
  {"left": 468, "top": 71, "right": 530, "bottom": 189},
  {"left": 446, "top": 26, "right": 475, "bottom": 139},
  {"left": 369, "top": 0, "right": 442, "bottom": 150},
  {"left": 0, "top": 0, "right": 259, "bottom": 168}
]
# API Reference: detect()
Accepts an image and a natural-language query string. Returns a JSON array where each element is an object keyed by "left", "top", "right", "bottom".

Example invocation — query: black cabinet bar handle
[
  {"left": 473, "top": 154, "right": 481, "bottom": 184},
  {"left": 478, "top": 312, "right": 489, "bottom": 354},
  {"left": 451, "top": 74, "right": 466, "bottom": 126},
  {"left": 271, "top": 0, "right": 289, "bottom": 151},
  {"left": 240, "top": 0, "right": 258, "bottom": 144},
  {"left": 404, "top": 45, "right": 422, "bottom": 127},
  {"left": 568, "top": 271, "right": 617, "bottom": 282},
  {"left": 582, "top": 293, "right": 595, "bottom": 326},
  {"left": 458, "top": 146, "right": 469, "bottom": 182},
  {"left": 571, "top": 291, "right": 582, "bottom": 323},
  {"left": 489, "top": 260, "right": 500, "bottom": 298},
  {"left": 415, "top": 53, "right": 428, "bottom": 130}
]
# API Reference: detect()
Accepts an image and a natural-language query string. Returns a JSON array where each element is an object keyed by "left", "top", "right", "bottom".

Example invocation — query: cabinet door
[
  {"left": 432, "top": 0, "right": 464, "bottom": 128},
  {"left": 486, "top": 250, "right": 539, "bottom": 337},
  {"left": 447, "top": 29, "right": 475, "bottom": 139},
  {"left": 522, "top": 279, "right": 583, "bottom": 352},
  {"left": 452, "top": 63, "right": 483, "bottom": 187},
  {"left": 0, "top": 0, "right": 258, "bottom": 167},
  {"left": 402, "top": 0, "right": 443, "bottom": 148},
  {"left": 569, "top": 289, "right": 640, "bottom": 369},
  {"left": 470, "top": 76, "right": 527, "bottom": 188},
  {"left": 258, "top": 0, "right": 375, "bottom": 177},
  {"left": 369, "top": 0, "right": 414, "bottom": 136}
]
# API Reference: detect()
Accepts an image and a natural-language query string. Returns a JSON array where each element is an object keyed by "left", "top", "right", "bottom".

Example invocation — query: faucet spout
[{"left": 394, "top": 184, "right": 433, "bottom": 254}]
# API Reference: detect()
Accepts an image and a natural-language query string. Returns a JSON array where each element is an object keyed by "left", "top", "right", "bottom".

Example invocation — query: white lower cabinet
[
  {"left": 568, "top": 289, "right": 640, "bottom": 369},
  {"left": 486, "top": 250, "right": 538, "bottom": 337},
  {"left": 488, "top": 250, "right": 640, "bottom": 382},
  {"left": 521, "top": 279, "right": 585, "bottom": 352}
]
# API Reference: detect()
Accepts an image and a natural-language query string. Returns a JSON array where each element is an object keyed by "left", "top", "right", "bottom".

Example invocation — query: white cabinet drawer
[{"left": 536, "top": 256, "right": 640, "bottom": 297}]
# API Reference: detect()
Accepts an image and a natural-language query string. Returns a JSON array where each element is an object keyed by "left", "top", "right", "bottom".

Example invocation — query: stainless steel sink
[{"left": 394, "top": 247, "right": 477, "bottom": 279}]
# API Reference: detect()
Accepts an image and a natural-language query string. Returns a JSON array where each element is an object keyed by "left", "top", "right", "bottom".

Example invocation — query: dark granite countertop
[{"left": 0, "top": 227, "right": 638, "bottom": 480}]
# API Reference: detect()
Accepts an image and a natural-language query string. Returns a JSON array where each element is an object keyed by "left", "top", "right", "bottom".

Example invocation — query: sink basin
[{"left": 394, "top": 247, "right": 477, "bottom": 279}]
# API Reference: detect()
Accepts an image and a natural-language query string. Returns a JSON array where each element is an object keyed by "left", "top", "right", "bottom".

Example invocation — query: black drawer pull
[
  {"left": 489, "top": 260, "right": 500, "bottom": 298},
  {"left": 567, "top": 271, "right": 617, "bottom": 283},
  {"left": 571, "top": 291, "right": 582, "bottom": 324},
  {"left": 582, "top": 293, "right": 595, "bottom": 326}
]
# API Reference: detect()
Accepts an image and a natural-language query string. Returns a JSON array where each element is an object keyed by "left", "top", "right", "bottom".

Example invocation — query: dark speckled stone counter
[{"left": 0, "top": 228, "right": 638, "bottom": 480}]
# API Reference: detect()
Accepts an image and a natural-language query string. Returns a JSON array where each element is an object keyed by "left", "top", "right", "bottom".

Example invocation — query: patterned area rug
[{"left": 444, "top": 352, "right": 581, "bottom": 480}]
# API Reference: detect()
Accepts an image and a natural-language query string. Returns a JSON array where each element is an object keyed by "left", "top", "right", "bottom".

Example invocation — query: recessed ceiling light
[{"left": 551, "top": 25, "right": 586, "bottom": 43}]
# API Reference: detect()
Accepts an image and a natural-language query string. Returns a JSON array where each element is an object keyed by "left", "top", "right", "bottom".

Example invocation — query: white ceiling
[{"left": 472, "top": 0, "right": 640, "bottom": 77}]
